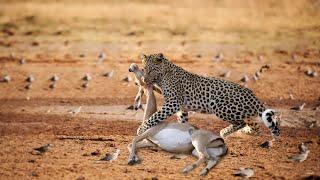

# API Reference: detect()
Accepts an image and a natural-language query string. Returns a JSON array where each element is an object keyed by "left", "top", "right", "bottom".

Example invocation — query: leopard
[{"left": 138, "top": 53, "right": 280, "bottom": 146}]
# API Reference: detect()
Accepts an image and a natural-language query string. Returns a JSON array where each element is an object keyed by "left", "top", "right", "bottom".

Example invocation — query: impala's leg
[
  {"left": 199, "top": 157, "right": 221, "bottom": 176},
  {"left": 127, "top": 128, "right": 156, "bottom": 165},
  {"left": 182, "top": 141, "right": 209, "bottom": 174},
  {"left": 134, "top": 86, "right": 144, "bottom": 110}
]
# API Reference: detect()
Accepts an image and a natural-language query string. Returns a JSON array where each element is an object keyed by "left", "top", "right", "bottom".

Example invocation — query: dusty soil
[{"left": 0, "top": 0, "right": 320, "bottom": 179}]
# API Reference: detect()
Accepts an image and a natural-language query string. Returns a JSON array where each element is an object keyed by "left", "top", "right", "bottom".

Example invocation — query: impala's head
[{"left": 140, "top": 53, "right": 167, "bottom": 86}]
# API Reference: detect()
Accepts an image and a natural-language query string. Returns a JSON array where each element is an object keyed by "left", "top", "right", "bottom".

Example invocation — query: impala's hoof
[
  {"left": 127, "top": 155, "right": 139, "bottom": 165},
  {"left": 260, "top": 141, "right": 271, "bottom": 148}
]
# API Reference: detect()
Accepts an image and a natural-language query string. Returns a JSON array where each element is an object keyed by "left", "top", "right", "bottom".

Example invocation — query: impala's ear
[{"left": 140, "top": 54, "right": 147, "bottom": 65}]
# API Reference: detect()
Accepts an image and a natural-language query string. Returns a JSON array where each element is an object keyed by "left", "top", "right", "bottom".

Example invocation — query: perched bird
[
  {"left": 291, "top": 53, "right": 298, "bottom": 61},
  {"left": 291, "top": 103, "right": 306, "bottom": 111},
  {"left": 233, "top": 167, "right": 254, "bottom": 178},
  {"left": 220, "top": 70, "right": 231, "bottom": 78},
  {"left": 305, "top": 69, "right": 317, "bottom": 77},
  {"left": 19, "top": 58, "right": 26, "bottom": 65},
  {"left": 33, "top": 144, "right": 52, "bottom": 154},
  {"left": 98, "top": 149, "right": 120, "bottom": 162},
  {"left": 49, "top": 83, "right": 56, "bottom": 89},
  {"left": 2, "top": 75, "right": 11, "bottom": 82},
  {"left": 103, "top": 71, "right": 114, "bottom": 78},
  {"left": 50, "top": 74, "right": 59, "bottom": 82},
  {"left": 240, "top": 75, "right": 249, "bottom": 83},
  {"left": 212, "top": 53, "right": 224, "bottom": 63},
  {"left": 82, "top": 81, "right": 89, "bottom": 88},
  {"left": 97, "top": 51, "right": 106, "bottom": 64},
  {"left": 122, "top": 75, "right": 132, "bottom": 82},
  {"left": 26, "top": 75, "right": 35, "bottom": 83},
  {"left": 289, "top": 93, "right": 295, "bottom": 100},
  {"left": 68, "top": 106, "right": 82, "bottom": 115},
  {"left": 83, "top": 73, "right": 92, "bottom": 81},
  {"left": 288, "top": 143, "right": 310, "bottom": 162},
  {"left": 25, "top": 83, "right": 32, "bottom": 90}
]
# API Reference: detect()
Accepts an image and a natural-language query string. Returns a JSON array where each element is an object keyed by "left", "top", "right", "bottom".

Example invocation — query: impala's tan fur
[{"left": 127, "top": 64, "right": 227, "bottom": 176}]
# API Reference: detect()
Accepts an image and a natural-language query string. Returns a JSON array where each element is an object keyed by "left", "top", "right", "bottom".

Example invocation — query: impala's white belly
[{"left": 149, "top": 128, "right": 193, "bottom": 153}]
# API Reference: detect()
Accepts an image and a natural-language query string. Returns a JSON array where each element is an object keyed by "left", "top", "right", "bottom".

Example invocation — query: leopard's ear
[
  {"left": 153, "top": 53, "right": 164, "bottom": 64},
  {"left": 157, "top": 53, "right": 164, "bottom": 59},
  {"left": 140, "top": 54, "right": 147, "bottom": 65}
]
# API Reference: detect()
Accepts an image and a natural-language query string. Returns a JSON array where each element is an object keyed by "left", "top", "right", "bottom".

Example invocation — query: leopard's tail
[{"left": 261, "top": 109, "right": 280, "bottom": 139}]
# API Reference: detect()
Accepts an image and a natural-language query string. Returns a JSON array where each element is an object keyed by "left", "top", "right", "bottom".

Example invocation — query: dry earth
[{"left": 0, "top": 0, "right": 320, "bottom": 179}]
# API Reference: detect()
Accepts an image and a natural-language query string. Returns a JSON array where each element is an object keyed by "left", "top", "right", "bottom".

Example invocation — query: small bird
[
  {"left": 103, "top": 71, "right": 114, "bottom": 78},
  {"left": 233, "top": 167, "right": 254, "bottom": 178},
  {"left": 19, "top": 58, "right": 26, "bottom": 65},
  {"left": 82, "top": 81, "right": 89, "bottom": 88},
  {"left": 291, "top": 53, "right": 298, "bottom": 61},
  {"left": 33, "top": 144, "right": 52, "bottom": 154},
  {"left": 98, "top": 149, "right": 120, "bottom": 162},
  {"left": 288, "top": 143, "right": 309, "bottom": 162},
  {"left": 49, "top": 83, "right": 56, "bottom": 89},
  {"left": 50, "top": 74, "right": 59, "bottom": 82},
  {"left": 257, "top": 54, "right": 264, "bottom": 61},
  {"left": 220, "top": 70, "right": 231, "bottom": 78},
  {"left": 83, "top": 73, "right": 92, "bottom": 81},
  {"left": 289, "top": 93, "right": 295, "bottom": 100},
  {"left": 26, "top": 75, "right": 35, "bottom": 83},
  {"left": 305, "top": 69, "right": 317, "bottom": 77},
  {"left": 68, "top": 106, "right": 82, "bottom": 115},
  {"left": 122, "top": 75, "right": 132, "bottom": 82},
  {"left": 291, "top": 103, "right": 306, "bottom": 111},
  {"left": 97, "top": 51, "right": 106, "bottom": 64},
  {"left": 25, "top": 83, "right": 32, "bottom": 90},
  {"left": 240, "top": 75, "right": 249, "bottom": 83},
  {"left": 212, "top": 53, "right": 224, "bottom": 63},
  {"left": 2, "top": 75, "right": 11, "bottom": 82}
]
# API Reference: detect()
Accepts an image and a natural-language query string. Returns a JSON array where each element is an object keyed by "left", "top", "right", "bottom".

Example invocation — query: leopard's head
[{"left": 140, "top": 53, "right": 167, "bottom": 86}]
